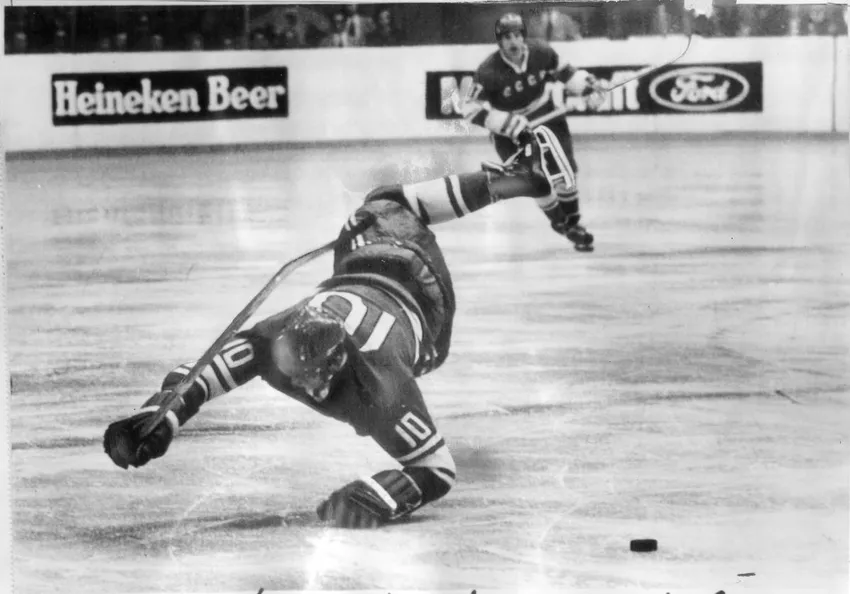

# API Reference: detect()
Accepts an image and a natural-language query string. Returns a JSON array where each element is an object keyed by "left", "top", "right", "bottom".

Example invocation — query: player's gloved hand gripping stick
[
  {"left": 529, "top": 33, "right": 693, "bottom": 130},
  {"left": 135, "top": 213, "right": 377, "bottom": 440}
]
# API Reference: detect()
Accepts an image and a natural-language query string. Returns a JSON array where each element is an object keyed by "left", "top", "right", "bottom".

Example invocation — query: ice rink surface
[{"left": 5, "top": 134, "right": 849, "bottom": 593}]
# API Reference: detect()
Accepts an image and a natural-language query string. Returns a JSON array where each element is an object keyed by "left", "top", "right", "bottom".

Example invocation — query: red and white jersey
[{"left": 249, "top": 281, "right": 445, "bottom": 466}]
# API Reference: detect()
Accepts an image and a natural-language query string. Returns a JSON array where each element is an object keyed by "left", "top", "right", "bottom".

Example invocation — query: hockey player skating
[
  {"left": 463, "top": 12, "right": 605, "bottom": 252},
  {"left": 103, "top": 130, "right": 582, "bottom": 529}
]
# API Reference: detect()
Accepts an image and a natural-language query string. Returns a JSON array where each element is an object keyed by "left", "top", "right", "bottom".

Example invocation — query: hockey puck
[{"left": 630, "top": 539, "right": 657, "bottom": 552}]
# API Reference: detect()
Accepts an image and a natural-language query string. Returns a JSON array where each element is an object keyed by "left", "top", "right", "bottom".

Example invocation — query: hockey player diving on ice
[{"left": 104, "top": 127, "right": 593, "bottom": 529}]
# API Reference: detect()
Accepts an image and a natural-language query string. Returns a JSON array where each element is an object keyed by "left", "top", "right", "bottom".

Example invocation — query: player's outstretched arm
[
  {"left": 103, "top": 335, "right": 261, "bottom": 469},
  {"left": 316, "top": 428, "right": 457, "bottom": 526},
  {"left": 312, "top": 371, "right": 457, "bottom": 529}
]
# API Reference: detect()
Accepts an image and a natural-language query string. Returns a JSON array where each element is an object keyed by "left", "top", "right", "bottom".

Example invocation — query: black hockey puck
[{"left": 630, "top": 539, "right": 657, "bottom": 552}]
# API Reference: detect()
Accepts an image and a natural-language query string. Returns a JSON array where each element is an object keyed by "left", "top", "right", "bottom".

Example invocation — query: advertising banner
[
  {"left": 52, "top": 67, "right": 288, "bottom": 126},
  {"left": 426, "top": 62, "right": 763, "bottom": 119}
]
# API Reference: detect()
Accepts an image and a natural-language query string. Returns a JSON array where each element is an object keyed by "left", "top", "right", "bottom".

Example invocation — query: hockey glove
[
  {"left": 499, "top": 114, "right": 533, "bottom": 149},
  {"left": 103, "top": 399, "right": 178, "bottom": 469},
  {"left": 586, "top": 89, "right": 606, "bottom": 112},
  {"left": 316, "top": 469, "right": 423, "bottom": 529},
  {"left": 514, "top": 127, "right": 536, "bottom": 149},
  {"left": 586, "top": 76, "right": 609, "bottom": 112}
]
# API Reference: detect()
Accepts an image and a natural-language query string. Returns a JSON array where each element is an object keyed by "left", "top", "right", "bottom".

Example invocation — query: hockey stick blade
[
  {"left": 529, "top": 33, "right": 693, "bottom": 129},
  {"left": 138, "top": 213, "right": 376, "bottom": 438}
]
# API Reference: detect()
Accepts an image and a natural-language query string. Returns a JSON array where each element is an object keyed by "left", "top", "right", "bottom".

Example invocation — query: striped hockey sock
[{"left": 398, "top": 172, "right": 494, "bottom": 225}]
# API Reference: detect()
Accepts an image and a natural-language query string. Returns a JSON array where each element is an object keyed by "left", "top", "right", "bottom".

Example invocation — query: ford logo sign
[{"left": 648, "top": 66, "right": 750, "bottom": 112}]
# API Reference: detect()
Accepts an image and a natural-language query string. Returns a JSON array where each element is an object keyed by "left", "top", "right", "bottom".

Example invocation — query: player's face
[
  {"left": 498, "top": 32, "right": 526, "bottom": 62},
  {"left": 288, "top": 346, "right": 348, "bottom": 402},
  {"left": 271, "top": 322, "right": 349, "bottom": 403}
]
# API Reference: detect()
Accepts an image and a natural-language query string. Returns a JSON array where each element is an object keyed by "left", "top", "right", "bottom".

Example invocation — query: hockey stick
[
  {"left": 528, "top": 33, "right": 693, "bottom": 129},
  {"left": 138, "top": 214, "right": 375, "bottom": 438}
]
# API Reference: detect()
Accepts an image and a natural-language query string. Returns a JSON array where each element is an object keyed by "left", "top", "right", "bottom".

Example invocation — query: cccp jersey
[{"left": 469, "top": 39, "right": 577, "bottom": 122}]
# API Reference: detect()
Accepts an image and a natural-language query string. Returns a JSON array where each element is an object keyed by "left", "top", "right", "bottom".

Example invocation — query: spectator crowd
[
  {"left": 5, "top": 4, "right": 407, "bottom": 53},
  {"left": 5, "top": 1, "right": 848, "bottom": 55}
]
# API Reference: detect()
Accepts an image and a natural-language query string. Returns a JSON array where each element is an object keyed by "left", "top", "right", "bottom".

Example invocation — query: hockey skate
[{"left": 553, "top": 215, "right": 594, "bottom": 252}]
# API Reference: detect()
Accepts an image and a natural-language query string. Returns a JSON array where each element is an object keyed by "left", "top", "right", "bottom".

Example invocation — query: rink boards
[{"left": 1, "top": 35, "right": 848, "bottom": 152}]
